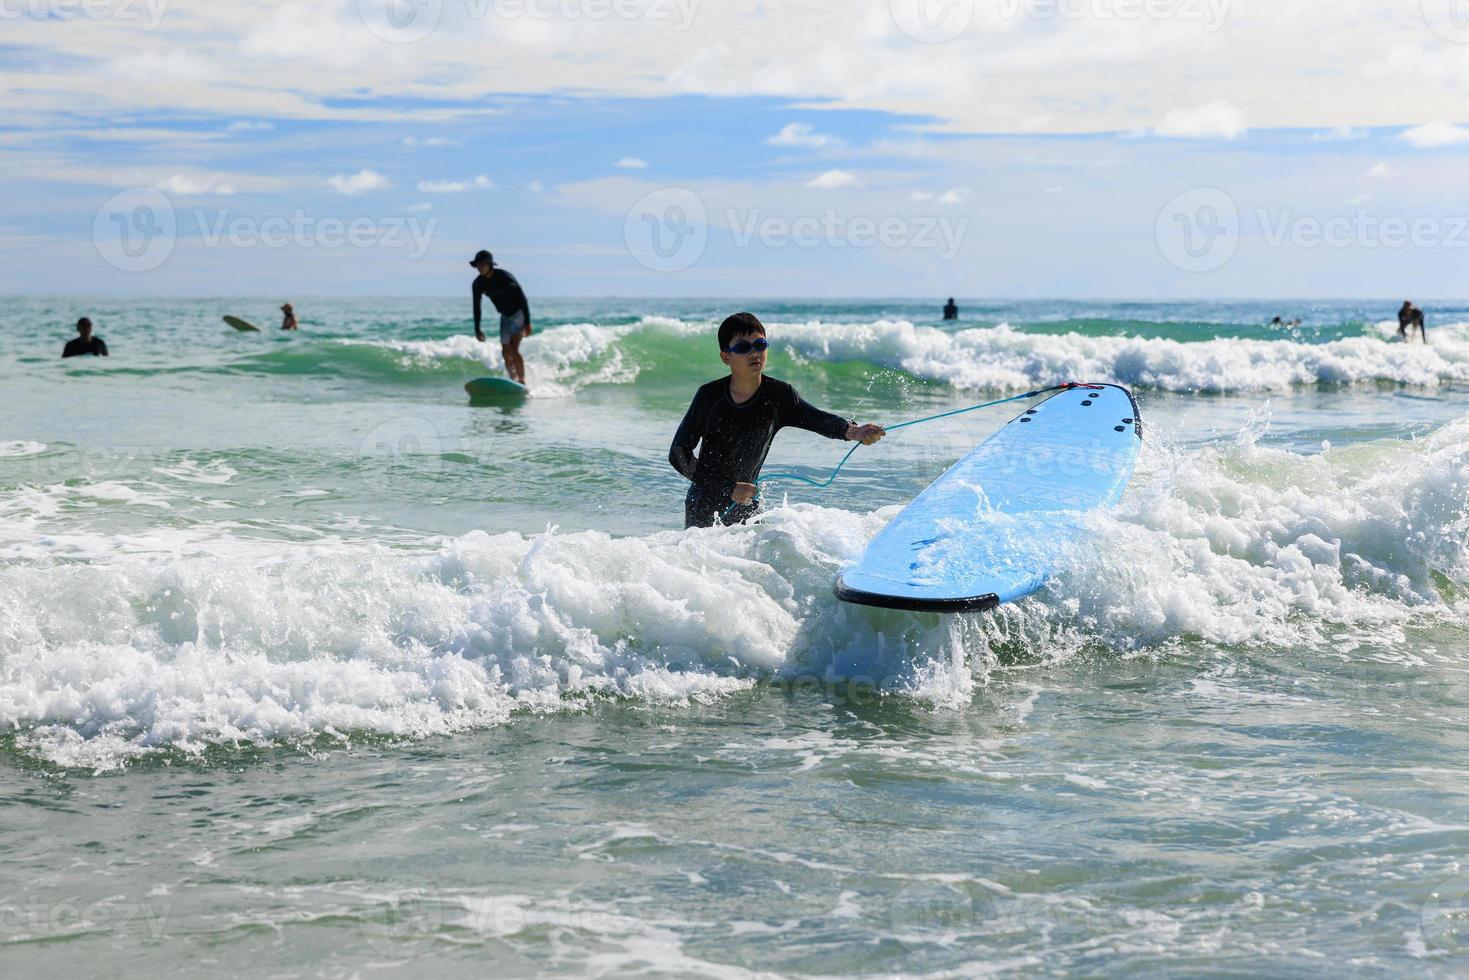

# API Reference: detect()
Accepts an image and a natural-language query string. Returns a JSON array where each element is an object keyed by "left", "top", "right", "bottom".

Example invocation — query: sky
[{"left": 3, "top": 0, "right": 1469, "bottom": 298}]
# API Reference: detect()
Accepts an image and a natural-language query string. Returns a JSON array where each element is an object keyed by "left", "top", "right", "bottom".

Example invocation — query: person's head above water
[
  {"left": 281, "top": 303, "right": 293, "bottom": 313},
  {"left": 76, "top": 317, "right": 92, "bottom": 338},
  {"left": 469, "top": 249, "right": 495, "bottom": 275},
  {"left": 718, "top": 312, "right": 769, "bottom": 380}
]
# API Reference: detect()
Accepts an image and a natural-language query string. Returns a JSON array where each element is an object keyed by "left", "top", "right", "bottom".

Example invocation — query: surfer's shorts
[
  {"left": 500, "top": 310, "right": 527, "bottom": 344},
  {"left": 685, "top": 485, "right": 760, "bottom": 529}
]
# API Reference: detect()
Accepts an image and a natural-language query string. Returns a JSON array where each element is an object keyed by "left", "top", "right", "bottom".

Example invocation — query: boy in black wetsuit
[
  {"left": 62, "top": 317, "right": 108, "bottom": 358},
  {"left": 670, "top": 312, "right": 885, "bottom": 529}
]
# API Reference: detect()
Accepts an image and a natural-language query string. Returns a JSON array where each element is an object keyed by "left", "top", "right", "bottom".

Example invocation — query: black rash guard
[
  {"left": 670, "top": 376, "right": 852, "bottom": 528},
  {"left": 472, "top": 269, "right": 531, "bottom": 332},
  {"left": 62, "top": 336, "right": 108, "bottom": 358}
]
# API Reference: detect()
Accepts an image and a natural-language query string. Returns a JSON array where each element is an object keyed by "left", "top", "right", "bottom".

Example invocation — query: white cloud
[
  {"left": 109, "top": 50, "right": 210, "bottom": 81},
  {"left": 328, "top": 169, "right": 390, "bottom": 194},
  {"left": 615, "top": 157, "right": 649, "bottom": 169},
  {"left": 1400, "top": 122, "right": 1469, "bottom": 149},
  {"left": 405, "top": 203, "right": 434, "bottom": 212},
  {"left": 767, "top": 123, "right": 839, "bottom": 148},
  {"left": 528, "top": 180, "right": 545, "bottom": 193},
  {"left": 807, "top": 169, "right": 859, "bottom": 189},
  {"left": 417, "top": 175, "right": 494, "bottom": 192},
  {"left": 1314, "top": 125, "right": 1364, "bottom": 141},
  {"left": 227, "top": 121, "right": 275, "bottom": 132},
  {"left": 1044, "top": 186, "right": 1064, "bottom": 195},
  {"left": 157, "top": 173, "right": 237, "bottom": 196},
  {"left": 1155, "top": 100, "right": 1247, "bottom": 140},
  {"left": 909, "top": 190, "right": 935, "bottom": 202},
  {"left": 1368, "top": 161, "right": 1394, "bottom": 178},
  {"left": 938, "top": 187, "right": 971, "bottom": 204},
  {"left": 404, "top": 137, "right": 460, "bottom": 147}
]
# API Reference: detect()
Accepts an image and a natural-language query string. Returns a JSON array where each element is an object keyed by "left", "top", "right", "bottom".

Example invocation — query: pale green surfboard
[{"left": 224, "top": 315, "right": 262, "bottom": 333}]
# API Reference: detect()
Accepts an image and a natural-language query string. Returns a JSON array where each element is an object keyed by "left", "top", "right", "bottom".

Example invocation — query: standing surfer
[
  {"left": 1398, "top": 301, "right": 1427, "bottom": 343},
  {"left": 943, "top": 298, "right": 959, "bottom": 321},
  {"left": 470, "top": 249, "right": 533, "bottom": 384},
  {"left": 669, "top": 312, "right": 885, "bottom": 529}
]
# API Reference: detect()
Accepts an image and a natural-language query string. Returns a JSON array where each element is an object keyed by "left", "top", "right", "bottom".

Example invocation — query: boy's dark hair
[
  {"left": 77, "top": 317, "right": 92, "bottom": 331},
  {"left": 718, "top": 312, "right": 765, "bottom": 350}
]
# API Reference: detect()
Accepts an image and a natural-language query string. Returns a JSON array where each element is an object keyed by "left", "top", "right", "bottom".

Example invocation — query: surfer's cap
[{"left": 470, "top": 250, "right": 494, "bottom": 268}]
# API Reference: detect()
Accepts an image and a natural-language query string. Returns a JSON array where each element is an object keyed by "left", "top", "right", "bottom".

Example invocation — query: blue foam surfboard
[
  {"left": 836, "top": 384, "right": 1142, "bottom": 613},
  {"left": 465, "top": 377, "right": 529, "bottom": 401}
]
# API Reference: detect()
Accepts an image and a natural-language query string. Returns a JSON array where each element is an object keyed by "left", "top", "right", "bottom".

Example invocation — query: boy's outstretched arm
[{"left": 784, "top": 387, "right": 885, "bottom": 445}]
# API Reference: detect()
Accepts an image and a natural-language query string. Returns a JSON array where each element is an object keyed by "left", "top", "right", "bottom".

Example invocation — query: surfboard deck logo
[{"left": 836, "top": 383, "right": 1142, "bottom": 613}]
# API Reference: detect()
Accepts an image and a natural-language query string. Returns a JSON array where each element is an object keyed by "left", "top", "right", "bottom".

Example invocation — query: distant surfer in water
[
  {"left": 1398, "top": 301, "right": 1427, "bottom": 343},
  {"left": 62, "top": 317, "right": 108, "bottom": 358},
  {"left": 943, "top": 298, "right": 958, "bottom": 321},
  {"left": 281, "top": 304, "right": 298, "bottom": 331},
  {"left": 670, "top": 312, "right": 886, "bottom": 529},
  {"left": 470, "top": 249, "right": 533, "bottom": 384}
]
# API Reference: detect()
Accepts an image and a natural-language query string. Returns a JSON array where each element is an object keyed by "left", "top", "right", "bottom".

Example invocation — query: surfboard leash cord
[{"left": 720, "top": 382, "right": 1100, "bottom": 522}]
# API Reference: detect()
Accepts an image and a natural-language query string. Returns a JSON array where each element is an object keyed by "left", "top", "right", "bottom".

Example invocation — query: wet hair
[
  {"left": 77, "top": 317, "right": 92, "bottom": 332},
  {"left": 718, "top": 312, "right": 765, "bottom": 350}
]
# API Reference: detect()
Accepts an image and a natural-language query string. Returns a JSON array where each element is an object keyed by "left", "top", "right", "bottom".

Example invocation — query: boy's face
[{"left": 721, "top": 331, "right": 767, "bottom": 380}]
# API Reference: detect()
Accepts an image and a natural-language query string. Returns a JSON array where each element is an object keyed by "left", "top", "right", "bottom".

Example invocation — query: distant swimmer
[
  {"left": 62, "top": 317, "right": 108, "bottom": 358},
  {"left": 1270, "top": 316, "right": 1301, "bottom": 328},
  {"left": 943, "top": 298, "right": 959, "bottom": 321},
  {"left": 470, "top": 249, "right": 533, "bottom": 384},
  {"left": 670, "top": 312, "right": 886, "bottom": 529},
  {"left": 1398, "top": 301, "right": 1427, "bottom": 344},
  {"left": 280, "top": 303, "right": 298, "bottom": 331}
]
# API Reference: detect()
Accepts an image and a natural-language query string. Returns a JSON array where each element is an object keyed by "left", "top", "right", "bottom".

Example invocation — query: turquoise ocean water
[{"left": 2, "top": 297, "right": 1468, "bottom": 975}]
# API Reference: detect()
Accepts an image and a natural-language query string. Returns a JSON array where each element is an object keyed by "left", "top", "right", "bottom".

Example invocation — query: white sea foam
[
  {"left": 367, "top": 315, "right": 1469, "bottom": 394},
  {"left": 1, "top": 416, "right": 1464, "bottom": 770},
  {"left": 352, "top": 321, "right": 642, "bottom": 396}
]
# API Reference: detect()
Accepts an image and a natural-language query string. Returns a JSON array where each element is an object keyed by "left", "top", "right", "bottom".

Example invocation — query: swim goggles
[{"left": 722, "top": 338, "right": 770, "bottom": 355}]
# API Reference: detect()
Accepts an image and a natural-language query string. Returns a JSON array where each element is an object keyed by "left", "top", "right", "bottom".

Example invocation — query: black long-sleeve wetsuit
[
  {"left": 472, "top": 269, "right": 531, "bottom": 333},
  {"left": 670, "top": 376, "right": 852, "bottom": 528}
]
